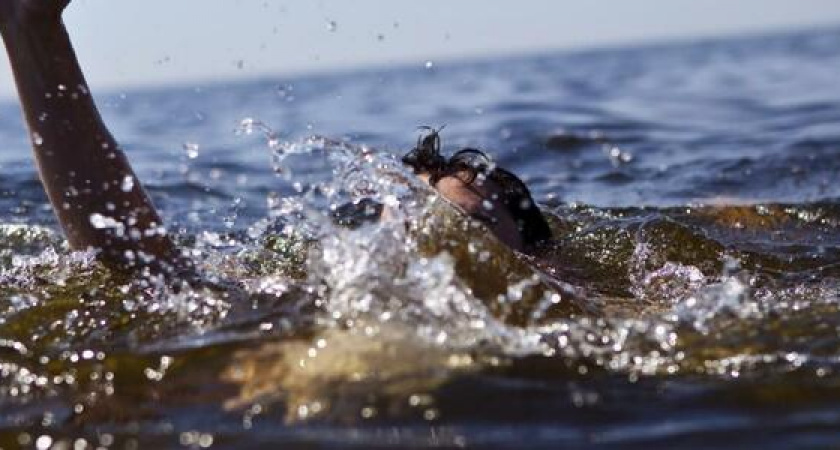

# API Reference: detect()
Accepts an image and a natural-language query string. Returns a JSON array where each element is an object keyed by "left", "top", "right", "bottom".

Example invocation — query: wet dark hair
[{"left": 402, "top": 127, "right": 553, "bottom": 248}]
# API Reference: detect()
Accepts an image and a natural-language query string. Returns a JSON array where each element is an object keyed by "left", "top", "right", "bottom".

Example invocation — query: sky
[{"left": 2, "top": 0, "right": 840, "bottom": 99}]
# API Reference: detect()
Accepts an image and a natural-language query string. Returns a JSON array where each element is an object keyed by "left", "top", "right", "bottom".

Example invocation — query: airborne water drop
[{"left": 121, "top": 175, "right": 135, "bottom": 192}]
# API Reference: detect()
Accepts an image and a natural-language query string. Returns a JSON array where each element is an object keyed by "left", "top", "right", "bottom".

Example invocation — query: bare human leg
[{"left": 0, "top": 0, "right": 186, "bottom": 275}]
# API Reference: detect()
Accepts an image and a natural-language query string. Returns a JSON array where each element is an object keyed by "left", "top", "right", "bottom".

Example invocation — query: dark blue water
[{"left": 1, "top": 27, "right": 840, "bottom": 449}]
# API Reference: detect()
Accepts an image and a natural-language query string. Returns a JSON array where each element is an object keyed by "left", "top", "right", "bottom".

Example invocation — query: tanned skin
[{"left": 0, "top": 0, "right": 183, "bottom": 274}]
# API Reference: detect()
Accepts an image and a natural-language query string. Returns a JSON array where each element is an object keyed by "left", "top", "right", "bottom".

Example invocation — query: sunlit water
[{"left": 1, "top": 27, "right": 840, "bottom": 449}]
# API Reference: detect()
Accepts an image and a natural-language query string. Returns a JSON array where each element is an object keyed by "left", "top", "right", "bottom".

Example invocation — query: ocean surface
[{"left": 1, "top": 27, "right": 840, "bottom": 449}]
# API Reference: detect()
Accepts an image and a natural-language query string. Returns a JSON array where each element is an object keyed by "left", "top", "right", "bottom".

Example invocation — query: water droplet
[
  {"left": 35, "top": 435, "right": 52, "bottom": 450},
  {"left": 268, "top": 134, "right": 281, "bottom": 151},
  {"left": 276, "top": 83, "right": 294, "bottom": 100},
  {"left": 89, "top": 213, "right": 125, "bottom": 234},
  {"left": 198, "top": 434, "right": 214, "bottom": 448},
  {"left": 183, "top": 142, "right": 200, "bottom": 159},
  {"left": 238, "top": 117, "right": 270, "bottom": 136},
  {"left": 32, "top": 132, "right": 44, "bottom": 146},
  {"left": 424, "top": 61, "right": 435, "bottom": 70},
  {"left": 326, "top": 20, "right": 337, "bottom": 32},
  {"left": 121, "top": 175, "right": 135, "bottom": 192},
  {"left": 239, "top": 117, "right": 255, "bottom": 133},
  {"left": 607, "top": 146, "right": 633, "bottom": 167}
]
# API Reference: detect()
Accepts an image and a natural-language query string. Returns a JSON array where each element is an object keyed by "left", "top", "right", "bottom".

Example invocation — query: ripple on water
[{"left": 1, "top": 27, "right": 840, "bottom": 448}]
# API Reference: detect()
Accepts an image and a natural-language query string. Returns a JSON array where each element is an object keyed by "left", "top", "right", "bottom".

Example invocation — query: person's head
[{"left": 402, "top": 128, "right": 552, "bottom": 252}]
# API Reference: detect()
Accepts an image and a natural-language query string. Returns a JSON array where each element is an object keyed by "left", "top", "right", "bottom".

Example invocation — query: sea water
[{"left": 1, "top": 27, "right": 840, "bottom": 449}]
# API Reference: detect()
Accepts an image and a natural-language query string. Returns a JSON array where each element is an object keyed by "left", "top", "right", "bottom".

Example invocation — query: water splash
[{"left": 0, "top": 120, "right": 839, "bottom": 440}]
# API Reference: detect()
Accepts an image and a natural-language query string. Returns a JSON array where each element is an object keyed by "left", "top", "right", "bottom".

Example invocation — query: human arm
[{"left": 0, "top": 0, "right": 184, "bottom": 274}]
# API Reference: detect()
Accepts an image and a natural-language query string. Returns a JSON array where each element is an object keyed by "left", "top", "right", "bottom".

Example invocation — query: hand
[{"left": 0, "top": 0, "right": 70, "bottom": 28}]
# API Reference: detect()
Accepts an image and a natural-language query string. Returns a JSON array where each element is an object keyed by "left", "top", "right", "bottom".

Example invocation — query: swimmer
[
  {"left": 401, "top": 128, "right": 552, "bottom": 252},
  {"left": 0, "top": 0, "right": 552, "bottom": 275}
]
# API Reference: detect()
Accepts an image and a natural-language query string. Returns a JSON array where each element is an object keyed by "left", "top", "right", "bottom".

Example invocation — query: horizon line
[{"left": 2, "top": 21, "right": 839, "bottom": 103}]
